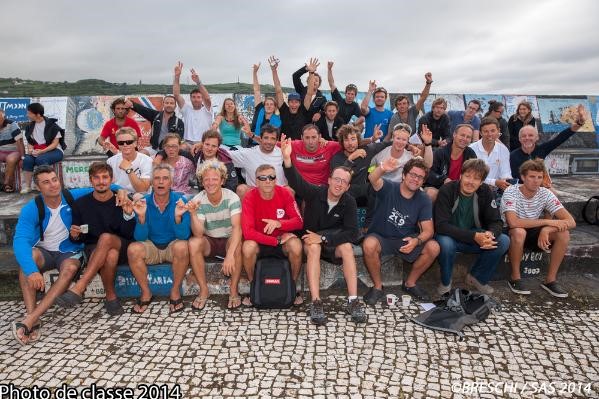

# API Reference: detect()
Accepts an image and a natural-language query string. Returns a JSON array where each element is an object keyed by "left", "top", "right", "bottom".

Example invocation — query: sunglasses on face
[
  {"left": 256, "top": 175, "right": 276, "bottom": 182},
  {"left": 117, "top": 140, "right": 136, "bottom": 146}
]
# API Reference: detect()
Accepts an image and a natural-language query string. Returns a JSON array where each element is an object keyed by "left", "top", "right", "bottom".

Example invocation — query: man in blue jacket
[
  {"left": 127, "top": 164, "right": 191, "bottom": 314},
  {"left": 12, "top": 166, "right": 89, "bottom": 345}
]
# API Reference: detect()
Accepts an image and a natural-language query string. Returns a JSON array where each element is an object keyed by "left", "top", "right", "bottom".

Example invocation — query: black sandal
[
  {"left": 169, "top": 297, "right": 185, "bottom": 314},
  {"left": 131, "top": 296, "right": 152, "bottom": 314}
]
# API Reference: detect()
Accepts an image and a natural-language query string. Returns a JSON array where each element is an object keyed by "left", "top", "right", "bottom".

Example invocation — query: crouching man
[{"left": 281, "top": 136, "right": 366, "bottom": 325}]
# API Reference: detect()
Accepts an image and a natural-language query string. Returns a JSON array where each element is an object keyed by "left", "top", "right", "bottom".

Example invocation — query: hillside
[{"left": 0, "top": 77, "right": 293, "bottom": 97}]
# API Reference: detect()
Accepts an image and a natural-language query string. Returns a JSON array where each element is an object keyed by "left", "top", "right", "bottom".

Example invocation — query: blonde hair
[{"left": 196, "top": 160, "right": 227, "bottom": 181}]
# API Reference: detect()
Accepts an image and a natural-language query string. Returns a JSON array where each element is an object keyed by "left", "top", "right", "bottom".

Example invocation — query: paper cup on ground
[
  {"left": 386, "top": 294, "right": 398, "bottom": 307},
  {"left": 401, "top": 295, "right": 411, "bottom": 307}
]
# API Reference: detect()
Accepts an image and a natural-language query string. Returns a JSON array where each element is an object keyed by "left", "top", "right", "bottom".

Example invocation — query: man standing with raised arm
[
  {"left": 385, "top": 72, "right": 433, "bottom": 138},
  {"left": 327, "top": 61, "right": 364, "bottom": 126},
  {"left": 360, "top": 81, "right": 393, "bottom": 139}
]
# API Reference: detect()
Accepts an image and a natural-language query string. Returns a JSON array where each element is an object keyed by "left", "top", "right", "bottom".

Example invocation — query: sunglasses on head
[
  {"left": 117, "top": 140, "right": 136, "bottom": 146},
  {"left": 256, "top": 175, "right": 276, "bottom": 182}
]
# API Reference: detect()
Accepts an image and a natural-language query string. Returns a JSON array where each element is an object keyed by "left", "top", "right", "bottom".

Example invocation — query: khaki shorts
[{"left": 141, "top": 240, "right": 181, "bottom": 265}]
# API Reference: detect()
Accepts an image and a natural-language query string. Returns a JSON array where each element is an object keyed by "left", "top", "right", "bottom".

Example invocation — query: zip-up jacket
[
  {"left": 131, "top": 102, "right": 184, "bottom": 149},
  {"left": 426, "top": 144, "right": 477, "bottom": 188}
]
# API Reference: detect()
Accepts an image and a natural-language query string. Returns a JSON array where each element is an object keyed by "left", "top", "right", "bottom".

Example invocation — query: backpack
[
  {"left": 582, "top": 195, "right": 599, "bottom": 225},
  {"left": 250, "top": 257, "right": 296, "bottom": 309},
  {"left": 411, "top": 288, "right": 499, "bottom": 339},
  {"left": 35, "top": 189, "right": 75, "bottom": 241}
]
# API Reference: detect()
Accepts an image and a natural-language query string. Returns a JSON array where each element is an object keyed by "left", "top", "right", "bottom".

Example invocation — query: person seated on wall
[
  {"left": 0, "top": 109, "right": 25, "bottom": 193},
  {"left": 54, "top": 162, "right": 136, "bottom": 315},
  {"left": 127, "top": 164, "right": 191, "bottom": 314},
  {"left": 501, "top": 159, "right": 576, "bottom": 298},
  {"left": 21, "top": 103, "right": 67, "bottom": 194},
  {"left": 98, "top": 97, "right": 143, "bottom": 156},
  {"left": 192, "top": 130, "right": 238, "bottom": 193},
  {"left": 106, "top": 127, "right": 152, "bottom": 194},
  {"left": 187, "top": 161, "right": 243, "bottom": 311},
  {"left": 156, "top": 134, "right": 195, "bottom": 195}
]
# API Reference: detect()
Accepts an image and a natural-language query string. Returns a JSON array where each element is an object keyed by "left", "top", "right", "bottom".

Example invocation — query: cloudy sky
[{"left": 3, "top": 0, "right": 598, "bottom": 95}]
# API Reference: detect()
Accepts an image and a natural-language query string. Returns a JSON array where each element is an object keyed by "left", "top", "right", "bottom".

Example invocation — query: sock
[{"left": 348, "top": 296, "right": 357, "bottom": 303}]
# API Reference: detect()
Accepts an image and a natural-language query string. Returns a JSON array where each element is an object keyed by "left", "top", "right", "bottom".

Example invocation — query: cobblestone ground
[{"left": 1, "top": 286, "right": 598, "bottom": 399}]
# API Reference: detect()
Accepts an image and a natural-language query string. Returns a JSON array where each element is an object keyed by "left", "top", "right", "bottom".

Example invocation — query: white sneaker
[
  {"left": 436, "top": 283, "right": 451, "bottom": 296},
  {"left": 465, "top": 273, "right": 494, "bottom": 295},
  {"left": 20, "top": 187, "right": 32, "bottom": 194}
]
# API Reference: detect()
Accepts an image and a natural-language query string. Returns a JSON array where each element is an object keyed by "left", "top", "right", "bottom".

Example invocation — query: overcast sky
[{"left": 3, "top": 0, "right": 598, "bottom": 95}]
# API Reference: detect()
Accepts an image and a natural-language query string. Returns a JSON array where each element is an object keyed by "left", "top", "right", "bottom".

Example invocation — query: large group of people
[{"left": 7, "top": 58, "right": 587, "bottom": 344}]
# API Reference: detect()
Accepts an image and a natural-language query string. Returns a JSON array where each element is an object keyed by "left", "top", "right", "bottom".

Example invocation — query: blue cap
[{"left": 288, "top": 92, "right": 301, "bottom": 101}]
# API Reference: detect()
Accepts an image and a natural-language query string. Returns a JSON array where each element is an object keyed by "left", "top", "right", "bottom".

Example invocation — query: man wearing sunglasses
[
  {"left": 98, "top": 98, "right": 142, "bottom": 156},
  {"left": 363, "top": 157, "right": 440, "bottom": 303},
  {"left": 106, "top": 127, "right": 152, "bottom": 194},
  {"left": 360, "top": 81, "right": 393, "bottom": 139},
  {"left": 241, "top": 164, "right": 303, "bottom": 306},
  {"left": 281, "top": 136, "right": 366, "bottom": 325}
]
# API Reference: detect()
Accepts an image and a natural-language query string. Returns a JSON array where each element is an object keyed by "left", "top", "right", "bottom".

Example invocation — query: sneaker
[
  {"left": 363, "top": 287, "right": 385, "bottom": 305},
  {"left": 465, "top": 273, "right": 494, "bottom": 295},
  {"left": 508, "top": 279, "right": 531, "bottom": 295},
  {"left": 436, "top": 283, "right": 451, "bottom": 296},
  {"left": 540, "top": 281, "right": 568, "bottom": 298},
  {"left": 346, "top": 299, "right": 367, "bottom": 323},
  {"left": 20, "top": 187, "right": 31, "bottom": 194},
  {"left": 309, "top": 300, "right": 327, "bottom": 326},
  {"left": 402, "top": 283, "right": 431, "bottom": 302}
]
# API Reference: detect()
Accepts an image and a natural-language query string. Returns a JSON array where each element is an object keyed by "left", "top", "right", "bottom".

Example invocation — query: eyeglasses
[
  {"left": 117, "top": 140, "right": 136, "bottom": 146},
  {"left": 164, "top": 144, "right": 179, "bottom": 149},
  {"left": 331, "top": 176, "right": 350, "bottom": 185},
  {"left": 256, "top": 175, "right": 276, "bottom": 182},
  {"left": 406, "top": 172, "right": 426, "bottom": 181}
]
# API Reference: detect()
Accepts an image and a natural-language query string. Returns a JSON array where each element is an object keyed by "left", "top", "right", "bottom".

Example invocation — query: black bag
[
  {"left": 250, "top": 257, "right": 296, "bottom": 309},
  {"left": 582, "top": 195, "right": 599, "bottom": 225},
  {"left": 411, "top": 288, "right": 499, "bottom": 339},
  {"left": 35, "top": 189, "right": 75, "bottom": 241}
]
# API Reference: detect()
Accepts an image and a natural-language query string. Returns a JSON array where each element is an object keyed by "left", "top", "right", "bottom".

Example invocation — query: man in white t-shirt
[
  {"left": 228, "top": 124, "right": 287, "bottom": 199},
  {"left": 106, "top": 127, "right": 152, "bottom": 193},
  {"left": 470, "top": 117, "right": 512, "bottom": 192},
  {"left": 187, "top": 161, "right": 243, "bottom": 311},
  {"left": 500, "top": 159, "right": 575, "bottom": 298},
  {"left": 173, "top": 61, "right": 213, "bottom": 144}
]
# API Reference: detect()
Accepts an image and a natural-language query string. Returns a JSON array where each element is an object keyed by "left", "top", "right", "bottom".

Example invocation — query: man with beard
[
  {"left": 448, "top": 100, "right": 482, "bottom": 141},
  {"left": 326, "top": 61, "right": 364, "bottom": 126},
  {"left": 125, "top": 96, "right": 184, "bottom": 157},
  {"left": 360, "top": 81, "right": 393, "bottom": 139},
  {"left": 55, "top": 162, "right": 135, "bottom": 315},
  {"left": 385, "top": 72, "right": 433, "bottom": 137},
  {"left": 98, "top": 98, "right": 142, "bottom": 156},
  {"left": 417, "top": 97, "right": 451, "bottom": 147}
]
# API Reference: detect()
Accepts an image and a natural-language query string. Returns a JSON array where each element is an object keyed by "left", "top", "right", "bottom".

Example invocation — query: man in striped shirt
[
  {"left": 188, "top": 161, "right": 243, "bottom": 310},
  {"left": 500, "top": 159, "right": 576, "bottom": 298}
]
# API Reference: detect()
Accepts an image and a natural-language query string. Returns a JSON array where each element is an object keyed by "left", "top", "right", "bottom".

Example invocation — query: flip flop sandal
[
  {"left": 4, "top": 185, "right": 15, "bottom": 193},
  {"left": 132, "top": 296, "right": 153, "bottom": 314},
  {"left": 11, "top": 321, "right": 31, "bottom": 346},
  {"left": 28, "top": 323, "right": 42, "bottom": 342},
  {"left": 169, "top": 297, "right": 185, "bottom": 314},
  {"left": 293, "top": 293, "right": 304, "bottom": 306},
  {"left": 227, "top": 295, "right": 242, "bottom": 309},
  {"left": 191, "top": 296, "right": 209, "bottom": 313},
  {"left": 241, "top": 296, "right": 253, "bottom": 307}
]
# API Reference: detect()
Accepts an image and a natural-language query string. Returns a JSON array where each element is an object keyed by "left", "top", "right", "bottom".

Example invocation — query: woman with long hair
[
  {"left": 508, "top": 101, "right": 538, "bottom": 151},
  {"left": 160, "top": 133, "right": 195, "bottom": 195},
  {"left": 211, "top": 98, "right": 249, "bottom": 149},
  {"left": 484, "top": 100, "right": 510, "bottom": 148}
]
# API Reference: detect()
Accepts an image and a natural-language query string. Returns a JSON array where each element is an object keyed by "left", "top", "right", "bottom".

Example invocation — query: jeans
[
  {"left": 22, "top": 149, "right": 63, "bottom": 172},
  {"left": 436, "top": 233, "right": 510, "bottom": 286}
]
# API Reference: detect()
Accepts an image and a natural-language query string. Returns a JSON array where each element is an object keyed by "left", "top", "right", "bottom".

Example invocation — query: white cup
[
  {"left": 80, "top": 224, "right": 89, "bottom": 234},
  {"left": 386, "top": 294, "right": 398, "bottom": 307},
  {"left": 401, "top": 295, "right": 411, "bottom": 307}
]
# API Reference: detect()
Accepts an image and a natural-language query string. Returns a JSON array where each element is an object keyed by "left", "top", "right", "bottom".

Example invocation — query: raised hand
[
  {"left": 121, "top": 197, "right": 134, "bottom": 216},
  {"left": 124, "top": 99, "right": 134, "bottom": 109},
  {"left": 574, "top": 104, "right": 586, "bottom": 127},
  {"left": 186, "top": 199, "right": 200, "bottom": 214},
  {"left": 174, "top": 61, "right": 183, "bottom": 78},
  {"left": 190, "top": 68, "right": 201, "bottom": 85},
  {"left": 425, "top": 72, "right": 433, "bottom": 83},
  {"left": 133, "top": 198, "right": 147, "bottom": 217},
  {"left": 327, "top": 61, "right": 334, "bottom": 70},
  {"left": 191, "top": 142, "right": 203, "bottom": 156},
  {"left": 381, "top": 157, "right": 400, "bottom": 172},
  {"left": 369, "top": 80, "right": 377, "bottom": 92},
  {"left": 306, "top": 58, "right": 320, "bottom": 73},
  {"left": 421, "top": 124, "right": 433, "bottom": 145},
  {"left": 280, "top": 134, "right": 292, "bottom": 160},
  {"left": 175, "top": 198, "right": 188, "bottom": 218},
  {"left": 348, "top": 149, "right": 367, "bottom": 161},
  {"left": 268, "top": 56, "right": 280, "bottom": 71},
  {"left": 408, "top": 145, "right": 422, "bottom": 157},
  {"left": 372, "top": 124, "right": 383, "bottom": 141},
  {"left": 253, "top": 62, "right": 261, "bottom": 73}
]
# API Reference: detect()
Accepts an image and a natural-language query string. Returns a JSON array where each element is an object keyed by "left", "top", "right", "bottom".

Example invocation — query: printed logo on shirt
[
  {"left": 505, "top": 201, "right": 514, "bottom": 207},
  {"left": 387, "top": 207, "right": 407, "bottom": 228},
  {"left": 491, "top": 200, "right": 497, "bottom": 209},
  {"left": 333, "top": 214, "right": 340, "bottom": 218},
  {"left": 554, "top": 199, "right": 561, "bottom": 206},
  {"left": 276, "top": 209, "right": 285, "bottom": 219},
  {"left": 296, "top": 153, "right": 325, "bottom": 164}
]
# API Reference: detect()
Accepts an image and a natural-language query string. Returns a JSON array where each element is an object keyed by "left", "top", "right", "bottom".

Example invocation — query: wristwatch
[
  {"left": 125, "top": 168, "right": 133, "bottom": 175},
  {"left": 321, "top": 235, "right": 327, "bottom": 244}
]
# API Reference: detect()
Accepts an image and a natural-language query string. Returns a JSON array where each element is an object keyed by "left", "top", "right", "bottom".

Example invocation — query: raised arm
[
  {"left": 269, "top": 56, "right": 284, "bottom": 109},
  {"left": 327, "top": 61, "right": 336, "bottom": 92},
  {"left": 368, "top": 157, "right": 399, "bottom": 191},
  {"left": 304, "top": 73, "right": 316, "bottom": 112},
  {"left": 252, "top": 62, "right": 262, "bottom": 108},
  {"left": 190, "top": 67, "right": 211, "bottom": 109},
  {"left": 173, "top": 61, "right": 185, "bottom": 108},
  {"left": 415, "top": 72, "right": 433, "bottom": 112},
  {"left": 361, "top": 80, "right": 376, "bottom": 116}
]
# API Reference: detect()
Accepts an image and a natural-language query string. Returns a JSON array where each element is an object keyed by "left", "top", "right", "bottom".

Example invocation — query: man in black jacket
[
  {"left": 281, "top": 135, "right": 366, "bottom": 326},
  {"left": 434, "top": 159, "right": 510, "bottom": 296},
  {"left": 425, "top": 124, "right": 477, "bottom": 202},
  {"left": 315, "top": 101, "right": 345, "bottom": 141},
  {"left": 292, "top": 58, "right": 327, "bottom": 116},
  {"left": 417, "top": 97, "right": 451, "bottom": 147},
  {"left": 125, "top": 96, "right": 184, "bottom": 155}
]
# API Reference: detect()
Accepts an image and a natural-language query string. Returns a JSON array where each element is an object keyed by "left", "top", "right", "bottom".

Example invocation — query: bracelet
[{"left": 416, "top": 237, "right": 424, "bottom": 246}]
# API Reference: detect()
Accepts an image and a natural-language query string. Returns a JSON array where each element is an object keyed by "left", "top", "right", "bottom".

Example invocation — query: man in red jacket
[{"left": 241, "top": 164, "right": 304, "bottom": 305}]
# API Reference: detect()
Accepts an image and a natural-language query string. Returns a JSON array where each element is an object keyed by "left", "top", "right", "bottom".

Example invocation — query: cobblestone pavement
[{"left": 1, "top": 282, "right": 598, "bottom": 399}]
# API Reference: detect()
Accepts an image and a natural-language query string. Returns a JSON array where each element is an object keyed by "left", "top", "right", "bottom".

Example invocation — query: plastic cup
[{"left": 401, "top": 295, "right": 411, "bottom": 307}]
